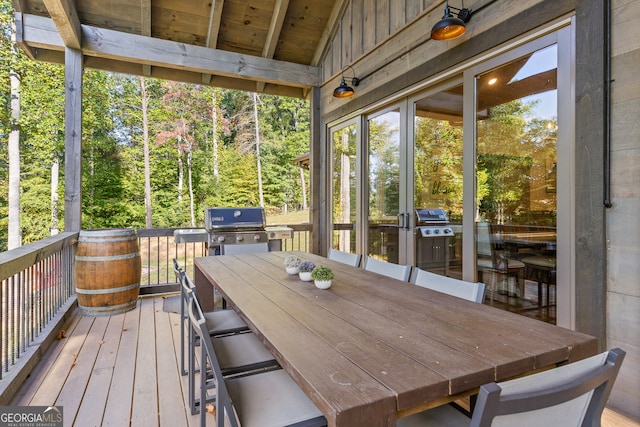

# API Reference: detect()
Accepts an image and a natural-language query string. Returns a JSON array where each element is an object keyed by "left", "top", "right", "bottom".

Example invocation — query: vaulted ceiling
[{"left": 12, "top": 0, "right": 345, "bottom": 98}]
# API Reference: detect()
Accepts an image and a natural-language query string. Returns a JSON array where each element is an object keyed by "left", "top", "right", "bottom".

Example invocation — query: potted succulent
[
  {"left": 298, "top": 260, "right": 316, "bottom": 281},
  {"left": 284, "top": 254, "right": 302, "bottom": 274},
  {"left": 311, "top": 265, "right": 334, "bottom": 289}
]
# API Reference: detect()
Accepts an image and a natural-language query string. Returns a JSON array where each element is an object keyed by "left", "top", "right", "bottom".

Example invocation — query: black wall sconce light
[
  {"left": 431, "top": 0, "right": 473, "bottom": 41},
  {"left": 333, "top": 65, "right": 361, "bottom": 98}
]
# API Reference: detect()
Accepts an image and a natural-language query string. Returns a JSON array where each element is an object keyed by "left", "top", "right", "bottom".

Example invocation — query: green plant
[
  {"left": 298, "top": 260, "right": 316, "bottom": 272},
  {"left": 311, "top": 265, "right": 334, "bottom": 281},
  {"left": 284, "top": 255, "right": 301, "bottom": 268}
]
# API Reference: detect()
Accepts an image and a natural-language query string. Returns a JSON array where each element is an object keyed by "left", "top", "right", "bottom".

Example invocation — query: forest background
[{"left": 0, "top": 1, "right": 310, "bottom": 252}]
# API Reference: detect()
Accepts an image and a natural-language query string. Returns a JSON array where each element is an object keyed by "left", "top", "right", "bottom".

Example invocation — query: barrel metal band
[
  {"left": 78, "top": 236, "right": 138, "bottom": 243},
  {"left": 76, "top": 283, "right": 140, "bottom": 294},
  {"left": 79, "top": 301, "right": 137, "bottom": 316},
  {"left": 76, "top": 253, "right": 140, "bottom": 261}
]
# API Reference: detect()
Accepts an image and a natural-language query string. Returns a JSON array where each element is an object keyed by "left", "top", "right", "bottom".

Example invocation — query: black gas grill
[
  {"left": 415, "top": 208, "right": 453, "bottom": 274},
  {"left": 205, "top": 207, "right": 268, "bottom": 247},
  {"left": 204, "top": 207, "right": 292, "bottom": 253}
]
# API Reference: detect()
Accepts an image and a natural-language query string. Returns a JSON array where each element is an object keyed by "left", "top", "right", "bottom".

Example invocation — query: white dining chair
[
  {"left": 398, "top": 348, "right": 626, "bottom": 427},
  {"left": 411, "top": 267, "right": 486, "bottom": 303},
  {"left": 363, "top": 256, "right": 412, "bottom": 282},
  {"left": 188, "top": 296, "right": 327, "bottom": 427},
  {"left": 327, "top": 248, "right": 362, "bottom": 267},
  {"left": 221, "top": 242, "right": 269, "bottom": 255}
]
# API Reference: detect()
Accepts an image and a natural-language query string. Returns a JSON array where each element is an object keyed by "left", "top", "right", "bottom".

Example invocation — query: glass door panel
[
  {"left": 331, "top": 124, "right": 358, "bottom": 253},
  {"left": 475, "top": 44, "right": 558, "bottom": 320},
  {"left": 367, "top": 109, "right": 401, "bottom": 262},
  {"left": 413, "top": 84, "right": 464, "bottom": 278}
]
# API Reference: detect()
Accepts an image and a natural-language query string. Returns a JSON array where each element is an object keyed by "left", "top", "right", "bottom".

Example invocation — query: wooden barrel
[{"left": 75, "top": 229, "right": 141, "bottom": 316}]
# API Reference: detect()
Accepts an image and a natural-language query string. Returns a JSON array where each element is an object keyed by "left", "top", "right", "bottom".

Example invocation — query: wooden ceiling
[{"left": 12, "top": 0, "right": 344, "bottom": 97}]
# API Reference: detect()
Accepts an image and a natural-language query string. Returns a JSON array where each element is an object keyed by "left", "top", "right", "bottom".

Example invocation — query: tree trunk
[
  {"left": 212, "top": 89, "right": 219, "bottom": 183},
  {"left": 139, "top": 77, "right": 153, "bottom": 228},
  {"left": 50, "top": 157, "right": 59, "bottom": 235},
  {"left": 253, "top": 92, "right": 264, "bottom": 207},
  {"left": 177, "top": 135, "right": 184, "bottom": 203},
  {"left": 187, "top": 149, "right": 196, "bottom": 227},
  {"left": 8, "top": 16, "right": 21, "bottom": 249}
]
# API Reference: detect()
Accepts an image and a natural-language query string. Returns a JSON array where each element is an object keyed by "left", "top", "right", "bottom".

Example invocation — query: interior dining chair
[
  {"left": 183, "top": 277, "right": 279, "bottom": 415},
  {"left": 221, "top": 242, "right": 269, "bottom": 255},
  {"left": 188, "top": 296, "right": 327, "bottom": 427},
  {"left": 411, "top": 267, "right": 486, "bottom": 303},
  {"left": 398, "top": 348, "right": 626, "bottom": 427},
  {"left": 327, "top": 248, "right": 362, "bottom": 267},
  {"left": 476, "top": 222, "right": 524, "bottom": 300},
  {"left": 363, "top": 256, "right": 412, "bottom": 282}
]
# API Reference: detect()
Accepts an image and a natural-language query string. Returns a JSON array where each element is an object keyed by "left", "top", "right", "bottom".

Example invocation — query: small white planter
[
  {"left": 314, "top": 280, "right": 332, "bottom": 289},
  {"left": 286, "top": 266, "right": 299, "bottom": 275},
  {"left": 299, "top": 271, "right": 313, "bottom": 281}
]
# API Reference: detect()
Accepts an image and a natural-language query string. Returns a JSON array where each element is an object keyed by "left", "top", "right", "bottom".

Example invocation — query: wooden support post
[
  {"left": 64, "top": 47, "right": 83, "bottom": 232},
  {"left": 309, "top": 86, "right": 325, "bottom": 255}
]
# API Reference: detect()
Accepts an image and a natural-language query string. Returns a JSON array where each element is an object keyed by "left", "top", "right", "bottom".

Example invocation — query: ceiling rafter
[
  {"left": 141, "top": 0, "right": 151, "bottom": 76},
  {"left": 42, "top": 0, "right": 81, "bottom": 50},
  {"left": 202, "top": 0, "right": 224, "bottom": 84},
  {"left": 256, "top": 0, "right": 290, "bottom": 93}
]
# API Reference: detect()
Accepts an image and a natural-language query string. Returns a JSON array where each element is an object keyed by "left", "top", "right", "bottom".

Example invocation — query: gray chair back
[
  {"left": 328, "top": 248, "right": 362, "bottom": 267},
  {"left": 470, "top": 348, "right": 626, "bottom": 427},
  {"left": 411, "top": 267, "right": 486, "bottom": 303},
  {"left": 363, "top": 256, "right": 412, "bottom": 282}
]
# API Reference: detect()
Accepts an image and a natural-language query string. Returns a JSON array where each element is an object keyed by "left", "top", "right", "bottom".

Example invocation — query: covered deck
[{"left": 9, "top": 293, "right": 636, "bottom": 427}]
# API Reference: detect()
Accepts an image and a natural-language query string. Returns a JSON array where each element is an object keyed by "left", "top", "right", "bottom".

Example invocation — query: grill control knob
[
  {"left": 237, "top": 235, "right": 244, "bottom": 242},
  {"left": 254, "top": 234, "right": 262, "bottom": 241},
  {"left": 424, "top": 229, "right": 431, "bottom": 235},
  {"left": 217, "top": 236, "right": 225, "bottom": 243},
  {"left": 434, "top": 229, "right": 440, "bottom": 234},
  {"left": 444, "top": 228, "right": 452, "bottom": 234}
]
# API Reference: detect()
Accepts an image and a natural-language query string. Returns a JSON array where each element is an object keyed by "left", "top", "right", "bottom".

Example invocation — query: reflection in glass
[
  {"left": 413, "top": 84, "right": 464, "bottom": 277},
  {"left": 331, "top": 124, "right": 357, "bottom": 253},
  {"left": 368, "top": 110, "right": 401, "bottom": 262},
  {"left": 475, "top": 44, "right": 558, "bottom": 322}
]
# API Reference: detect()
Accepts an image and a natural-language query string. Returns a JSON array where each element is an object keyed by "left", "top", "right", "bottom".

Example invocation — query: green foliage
[{"left": 0, "top": 5, "right": 313, "bottom": 244}]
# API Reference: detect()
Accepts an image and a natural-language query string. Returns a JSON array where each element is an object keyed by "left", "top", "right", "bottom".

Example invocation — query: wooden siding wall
[
  {"left": 316, "top": 0, "right": 640, "bottom": 418},
  {"left": 608, "top": 0, "right": 640, "bottom": 418}
]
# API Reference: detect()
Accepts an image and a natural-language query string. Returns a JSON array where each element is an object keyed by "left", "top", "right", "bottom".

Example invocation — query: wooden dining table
[{"left": 194, "top": 251, "right": 597, "bottom": 427}]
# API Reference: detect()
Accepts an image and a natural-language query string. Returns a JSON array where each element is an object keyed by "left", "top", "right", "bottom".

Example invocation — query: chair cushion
[
  {"left": 212, "top": 333, "right": 277, "bottom": 374},
  {"left": 226, "top": 369, "right": 325, "bottom": 427},
  {"left": 204, "top": 309, "right": 249, "bottom": 336}
]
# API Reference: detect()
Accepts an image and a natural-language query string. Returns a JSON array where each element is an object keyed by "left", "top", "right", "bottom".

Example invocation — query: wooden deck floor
[
  {"left": 11, "top": 295, "right": 214, "bottom": 427},
  {"left": 10, "top": 295, "right": 638, "bottom": 427}
]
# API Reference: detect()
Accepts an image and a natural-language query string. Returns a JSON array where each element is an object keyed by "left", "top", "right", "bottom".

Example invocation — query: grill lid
[
  {"left": 416, "top": 208, "right": 449, "bottom": 224},
  {"left": 205, "top": 207, "right": 266, "bottom": 231}
]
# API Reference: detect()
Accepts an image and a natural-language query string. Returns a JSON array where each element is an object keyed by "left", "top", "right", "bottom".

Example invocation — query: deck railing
[
  {"left": 0, "top": 232, "right": 78, "bottom": 382},
  {"left": 137, "top": 224, "right": 312, "bottom": 288},
  {"left": 0, "top": 224, "right": 311, "bottom": 396}
]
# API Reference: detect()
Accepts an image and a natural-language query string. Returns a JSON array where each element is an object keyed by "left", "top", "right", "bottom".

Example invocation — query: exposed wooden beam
[
  {"left": 202, "top": 0, "right": 224, "bottom": 84},
  {"left": 20, "top": 14, "right": 321, "bottom": 88},
  {"left": 141, "top": 0, "right": 151, "bottom": 76},
  {"left": 257, "top": 0, "right": 289, "bottom": 92},
  {"left": 42, "top": 0, "right": 81, "bottom": 50},
  {"left": 13, "top": 12, "right": 37, "bottom": 60}
]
